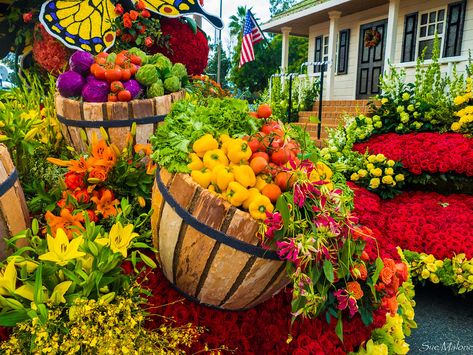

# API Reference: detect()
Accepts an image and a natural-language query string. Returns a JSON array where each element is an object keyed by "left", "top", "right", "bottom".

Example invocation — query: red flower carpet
[
  {"left": 353, "top": 132, "right": 473, "bottom": 176},
  {"left": 350, "top": 183, "right": 473, "bottom": 260}
]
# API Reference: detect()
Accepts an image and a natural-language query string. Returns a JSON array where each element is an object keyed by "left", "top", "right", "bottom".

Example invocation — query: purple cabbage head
[
  {"left": 69, "top": 51, "right": 95, "bottom": 74},
  {"left": 123, "top": 79, "right": 143, "bottom": 99},
  {"left": 57, "top": 71, "right": 85, "bottom": 98},
  {"left": 81, "top": 80, "right": 109, "bottom": 102}
]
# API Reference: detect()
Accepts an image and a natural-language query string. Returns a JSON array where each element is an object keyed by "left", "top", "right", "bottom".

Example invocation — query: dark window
[
  {"left": 313, "top": 35, "right": 323, "bottom": 73},
  {"left": 337, "top": 29, "right": 350, "bottom": 74},
  {"left": 401, "top": 12, "right": 418, "bottom": 62},
  {"left": 444, "top": 0, "right": 466, "bottom": 57}
]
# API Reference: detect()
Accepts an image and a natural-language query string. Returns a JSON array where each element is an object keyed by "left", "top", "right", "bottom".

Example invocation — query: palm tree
[{"left": 228, "top": 6, "right": 248, "bottom": 38}]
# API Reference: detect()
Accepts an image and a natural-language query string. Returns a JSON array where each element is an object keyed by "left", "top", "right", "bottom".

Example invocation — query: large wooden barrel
[
  {"left": 0, "top": 145, "right": 29, "bottom": 259},
  {"left": 55, "top": 90, "right": 186, "bottom": 152},
  {"left": 151, "top": 168, "right": 289, "bottom": 310}
]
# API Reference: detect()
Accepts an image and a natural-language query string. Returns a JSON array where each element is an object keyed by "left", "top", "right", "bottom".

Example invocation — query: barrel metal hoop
[
  {"left": 155, "top": 169, "right": 281, "bottom": 261},
  {"left": 57, "top": 114, "right": 166, "bottom": 128},
  {"left": 0, "top": 168, "right": 18, "bottom": 197}
]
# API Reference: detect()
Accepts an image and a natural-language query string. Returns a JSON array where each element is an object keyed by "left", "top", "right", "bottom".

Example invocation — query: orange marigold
[{"left": 347, "top": 281, "right": 364, "bottom": 300}]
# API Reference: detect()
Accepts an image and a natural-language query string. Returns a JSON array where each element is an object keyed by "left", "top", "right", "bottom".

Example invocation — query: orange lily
[
  {"left": 91, "top": 189, "right": 119, "bottom": 218},
  {"left": 45, "top": 209, "right": 85, "bottom": 240},
  {"left": 134, "top": 143, "right": 152, "bottom": 156}
]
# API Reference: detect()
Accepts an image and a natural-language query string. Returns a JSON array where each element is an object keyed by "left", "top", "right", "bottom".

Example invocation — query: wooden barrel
[
  {"left": 0, "top": 145, "right": 29, "bottom": 260},
  {"left": 55, "top": 90, "right": 186, "bottom": 152},
  {"left": 151, "top": 168, "right": 289, "bottom": 310}
]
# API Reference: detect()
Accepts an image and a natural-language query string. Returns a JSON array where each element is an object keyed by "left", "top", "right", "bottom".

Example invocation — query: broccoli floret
[{"left": 147, "top": 80, "right": 164, "bottom": 98}]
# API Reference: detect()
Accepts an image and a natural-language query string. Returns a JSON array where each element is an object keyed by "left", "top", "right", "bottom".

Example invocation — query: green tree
[
  {"left": 269, "top": 0, "right": 297, "bottom": 16},
  {"left": 205, "top": 44, "right": 231, "bottom": 88},
  {"left": 229, "top": 6, "right": 248, "bottom": 37}
]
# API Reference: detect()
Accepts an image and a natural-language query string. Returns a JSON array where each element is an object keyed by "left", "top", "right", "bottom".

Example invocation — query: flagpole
[{"left": 216, "top": 0, "right": 222, "bottom": 83}]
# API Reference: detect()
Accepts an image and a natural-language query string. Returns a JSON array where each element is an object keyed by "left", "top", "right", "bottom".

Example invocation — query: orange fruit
[
  {"left": 275, "top": 171, "right": 295, "bottom": 192},
  {"left": 250, "top": 156, "right": 268, "bottom": 175},
  {"left": 262, "top": 183, "right": 282, "bottom": 203},
  {"left": 257, "top": 103, "right": 272, "bottom": 119}
]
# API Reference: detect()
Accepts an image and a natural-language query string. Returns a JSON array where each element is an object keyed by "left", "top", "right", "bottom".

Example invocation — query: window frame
[{"left": 415, "top": 6, "right": 447, "bottom": 60}]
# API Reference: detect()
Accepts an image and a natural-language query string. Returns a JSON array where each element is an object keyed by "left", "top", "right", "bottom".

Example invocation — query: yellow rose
[
  {"left": 454, "top": 95, "right": 466, "bottom": 106},
  {"left": 384, "top": 168, "right": 394, "bottom": 175},
  {"left": 451, "top": 122, "right": 461, "bottom": 131},
  {"left": 382, "top": 175, "right": 394, "bottom": 184},
  {"left": 358, "top": 169, "right": 368, "bottom": 178},
  {"left": 366, "top": 163, "right": 375, "bottom": 170},
  {"left": 395, "top": 174, "right": 405, "bottom": 182},
  {"left": 371, "top": 168, "right": 383, "bottom": 177},
  {"left": 369, "top": 178, "right": 380, "bottom": 189},
  {"left": 387, "top": 160, "right": 395, "bottom": 167},
  {"left": 381, "top": 98, "right": 389, "bottom": 105},
  {"left": 376, "top": 153, "right": 386, "bottom": 162},
  {"left": 367, "top": 155, "right": 377, "bottom": 163},
  {"left": 350, "top": 173, "right": 360, "bottom": 181},
  {"left": 421, "top": 269, "right": 430, "bottom": 279}
]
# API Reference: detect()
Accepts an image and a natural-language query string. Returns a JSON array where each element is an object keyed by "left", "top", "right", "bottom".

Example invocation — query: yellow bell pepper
[
  {"left": 221, "top": 137, "right": 235, "bottom": 155},
  {"left": 220, "top": 134, "right": 231, "bottom": 145},
  {"left": 193, "top": 134, "right": 219, "bottom": 157},
  {"left": 227, "top": 138, "right": 252, "bottom": 164},
  {"left": 249, "top": 195, "right": 274, "bottom": 220},
  {"left": 242, "top": 188, "right": 260, "bottom": 210},
  {"left": 187, "top": 153, "right": 204, "bottom": 170},
  {"left": 191, "top": 168, "right": 212, "bottom": 188},
  {"left": 226, "top": 181, "right": 249, "bottom": 207},
  {"left": 233, "top": 165, "right": 256, "bottom": 188},
  {"left": 203, "top": 149, "right": 229, "bottom": 170},
  {"left": 211, "top": 165, "right": 234, "bottom": 191},
  {"left": 255, "top": 175, "right": 268, "bottom": 191}
]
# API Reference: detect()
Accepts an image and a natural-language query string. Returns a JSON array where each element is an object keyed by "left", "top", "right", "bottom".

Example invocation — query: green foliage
[
  {"left": 205, "top": 43, "right": 231, "bottom": 88},
  {"left": 150, "top": 97, "right": 261, "bottom": 172}
]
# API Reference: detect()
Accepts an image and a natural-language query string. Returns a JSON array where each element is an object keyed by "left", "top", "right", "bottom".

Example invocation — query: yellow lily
[
  {"left": 0, "top": 260, "right": 17, "bottom": 296},
  {"left": 7, "top": 256, "right": 38, "bottom": 274},
  {"left": 39, "top": 228, "right": 86, "bottom": 266},
  {"left": 109, "top": 222, "right": 138, "bottom": 258},
  {"left": 15, "top": 284, "right": 35, "bottom": 301},
  {"left": 49, "top": 281, "right": 73, "bottom": 306}
]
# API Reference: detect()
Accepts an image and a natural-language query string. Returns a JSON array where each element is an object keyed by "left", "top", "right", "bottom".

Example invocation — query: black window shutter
[
  {"left": 314, "top": 35, "right": 323, "bottom": 73},
  {"left": 444, "top": 0, "right": 467, "bottom": 57},
  {"left": 337, "top": 29, "right": 350, "bottom": 74},
  {"left": 401, "top": 12, "right": 418, "bottom": 62}
]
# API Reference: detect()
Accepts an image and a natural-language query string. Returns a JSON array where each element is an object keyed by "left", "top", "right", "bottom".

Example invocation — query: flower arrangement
[
  {"left": 112, "top": 1, "right": 164, "bottom": 51},
  {"left": 41, "top": 130, "right": 155, "bottom": 238},
  {"left": 364, "top": 28, "right": 381, "bottom": 48},
  {"left": 451, "top": 77, "right": 473, "bottom": 134},
  {"left": 349, "top": 153, "right": 405, "bottom": 199},
  {"left": 32, "top": 24, "right": 71, "bottom": 75},
  {"left": 191, "top": 75, "right": 230, "bottom": 98}
]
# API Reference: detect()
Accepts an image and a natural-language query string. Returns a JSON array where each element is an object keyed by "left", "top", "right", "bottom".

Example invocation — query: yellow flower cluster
[
  {"left": 0, "top": 295, "right": 208, "bottom": 354},
  {"left": 350, "top": 154, "right": 404, "bottom": 190},
  {"left": 409, "top": 253, "right": 443, "bottom": 284},
  {"left": 451, "top": 253, "right": 473, "bottom": 294},
  {"left": 452, "top": 78, "right": 473, "bottom": 132}
]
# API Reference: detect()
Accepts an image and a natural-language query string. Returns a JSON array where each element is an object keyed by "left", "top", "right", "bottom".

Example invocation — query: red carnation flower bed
[
  {"left": 353, "top": 132, "right": 473, "bottom": 176},
  {"left": 351, "top": 183, "right": 473, "bottom": 260}
]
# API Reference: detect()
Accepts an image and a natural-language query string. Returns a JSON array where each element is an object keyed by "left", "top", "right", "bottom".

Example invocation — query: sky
[{"left": 200, "top": 0, "right": 271, "bottom": 51}]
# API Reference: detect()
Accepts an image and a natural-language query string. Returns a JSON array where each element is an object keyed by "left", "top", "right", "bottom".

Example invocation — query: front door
[{"left": 356, "top": 19, "right": 388, "bottom": 99}]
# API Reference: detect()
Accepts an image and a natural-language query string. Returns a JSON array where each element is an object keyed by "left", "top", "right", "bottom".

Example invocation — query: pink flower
[
  {"left": 334, "top": 289, "right": 358, "bottom": 317},
  {"left": 276, "top": 239, "right": 300, "bottom": 265}
]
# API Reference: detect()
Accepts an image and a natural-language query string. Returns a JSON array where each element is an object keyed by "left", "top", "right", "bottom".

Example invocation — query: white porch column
[
  {"left": 326, "top": 11, "right": 341, "bottom": 100},
  {"left": 281, "top": 27, "right": 292, "bottom": 73},
  {"left": 384, "top": 0, "right": 400, "bottom": 68}
]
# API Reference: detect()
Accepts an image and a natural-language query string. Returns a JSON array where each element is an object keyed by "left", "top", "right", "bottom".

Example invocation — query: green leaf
[
  {"left": 37, "top": 303, "right": 48, "bottom": 325},
  {"left": 138, "top": 251, "right": 157, "bottom": 269},
  {"left": 309, "top": 115, "right": 320, "bottom": 123},
  {"left": 0, "top": 309, "right": 29, "bottom": 326},
  {"left": 185, "top": 17, "right": 198, "bottom": 34},
  {"left": 275, "top": 195, "right": 290, "bottom": 233},
  {"left": 372, "top": 257, "right": 384, "bottom": 285},
  {"left": 335, "top": 314, "right": 344, "bottom": 342},
  {"left": 323, "top": 260, "right": 334, "bottom": 283},
  {"left": 33, "top": 264, "right": 43, "bottom": 304}
]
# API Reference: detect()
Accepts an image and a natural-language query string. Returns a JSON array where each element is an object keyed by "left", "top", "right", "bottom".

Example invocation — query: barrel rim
[{"left": 155, "top": 168, "right": 281, "bottom": 261}]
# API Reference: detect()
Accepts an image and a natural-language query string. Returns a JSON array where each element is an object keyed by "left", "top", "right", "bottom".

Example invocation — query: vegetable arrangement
[{"left": 56, "top": 48, "right": 188, "bottom": 103}]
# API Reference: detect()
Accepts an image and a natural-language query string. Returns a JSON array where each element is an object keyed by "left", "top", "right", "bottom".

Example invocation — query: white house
[{"left": 261, "top": 0, "right": 471, "bottom": 100}]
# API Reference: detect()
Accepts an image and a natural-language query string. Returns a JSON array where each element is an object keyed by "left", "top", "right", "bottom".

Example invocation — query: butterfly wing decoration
[
  {"left": 138, "top": 0, "right": 223, "bottom": 29},
  {"left": 39, "top": 0, "right": 117, "bottom": 54}
]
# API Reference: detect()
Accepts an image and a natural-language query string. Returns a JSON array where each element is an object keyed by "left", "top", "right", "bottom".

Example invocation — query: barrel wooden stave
[
  {"left": 0, "top": 145, "right": 29, "bottom": 259},
  {"left": 152, "top": 169, "right": 289, "bottom": 310}
]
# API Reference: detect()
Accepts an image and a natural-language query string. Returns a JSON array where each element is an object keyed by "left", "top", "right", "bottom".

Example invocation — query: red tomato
[
  {"left": 250, "top": 156, "right": 268, "bottom": 175},
  {"left": 249, "top": 112, "right": 259, "bottom": 118},
  {"left": 105, "top": 68, "right": 122, "bottom": 82},
  {"left": 93, "top": 65, "right": 106, "bottom": 80},
  {"left": 257, "top": 103, "right": 272, "bottom": 118},
  {"left": 130, "top": 55, "right": 142, "bottom": 66},
  {"left": 247, "top": 136, "right": 260, "bottom": 153},
  {"left": 118, "top": 90, "right": 132, "bottom": 102},
  {"left": 115, "top": 53, "right": 128, "bottom": 67},
  {"left": 110, "top": 81, "right": 124, "bottom": 93},
  {"left": 129, "top": 64, "right": 138, "bottom": 76},
  {"left": 95, "top": 56, "right": 107, "bottom": 65},
  {"left": 264, "top": 162, "right": 280, "bottom": 177},
  {"left": 108, "top": 93, "right": 118, "bottom": 102},
  {"left": 259, "top": 135, "right": 271, "bottom": 151},
  {"left": 97, "top": 52, "right": 109, "bottom": 59},
  {"left": 121, "top": 68, "right": 132, "bottom": 81},
  {"left": 275, "top": 171, "right": 295, "bottom": 192},
  {"left": 271, "top": 149, "right": 289, "bottom": 166},
  {"left": 270, "top": 138, "right": 283, "bottom": 150},
  {"left": 261, "top": 124, "right": 274, "bottom": 135},
  {"left": 251, "top": 151, "right": 270, "bottom": 162}
]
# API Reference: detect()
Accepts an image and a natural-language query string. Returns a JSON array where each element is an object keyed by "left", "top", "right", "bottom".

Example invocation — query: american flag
[{"left": 239, "top": 10, "right": 264, "bottom": 67}]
